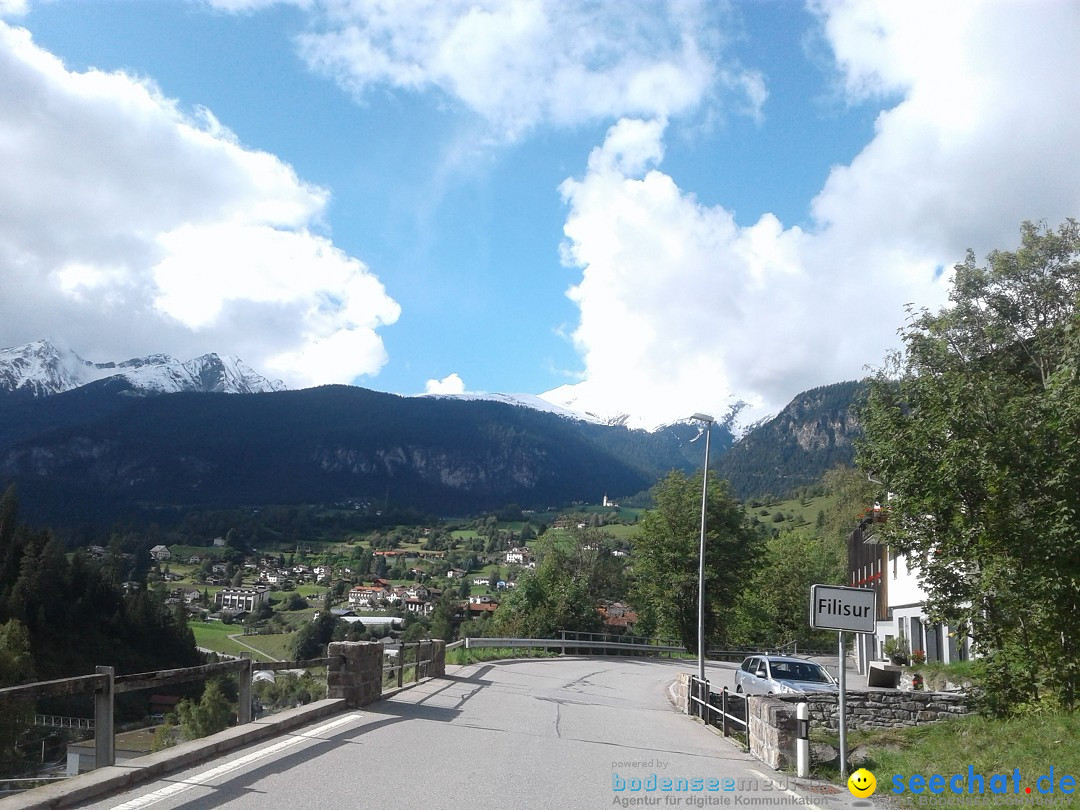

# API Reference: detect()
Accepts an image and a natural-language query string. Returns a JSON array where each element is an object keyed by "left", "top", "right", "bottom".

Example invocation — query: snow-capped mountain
[
  {"left": 0, "top": 339, "right": 286, "bottom": 397},
  {"left": 417, "top": 391, "right": 605, "bottom": 424},
  {"left": 536, "top": 384, "right": 633, "bottom": 427}
]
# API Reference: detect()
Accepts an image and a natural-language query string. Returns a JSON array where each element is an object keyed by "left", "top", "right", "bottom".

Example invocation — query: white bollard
[{"left": 796, "top": 701, "right": 809, "bottom": 778}]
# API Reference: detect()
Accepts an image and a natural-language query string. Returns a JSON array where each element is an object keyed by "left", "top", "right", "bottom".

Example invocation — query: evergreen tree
[{"left": 0, "top": 619, "right": 34, "bottom": 774}]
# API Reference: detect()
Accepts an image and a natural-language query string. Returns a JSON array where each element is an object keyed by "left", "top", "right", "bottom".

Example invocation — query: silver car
[{"left": 734, "top": 655, "right": 838, "bottom": 695}]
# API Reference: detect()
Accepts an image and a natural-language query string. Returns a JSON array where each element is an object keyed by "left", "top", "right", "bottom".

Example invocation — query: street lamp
[{"left": 690, "top": 413, "right": 715, "bottom": 684}]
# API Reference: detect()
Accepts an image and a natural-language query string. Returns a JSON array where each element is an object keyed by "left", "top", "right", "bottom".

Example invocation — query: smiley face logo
[{"left": 847, "top": 768, "right": 877, "bottom": 798}]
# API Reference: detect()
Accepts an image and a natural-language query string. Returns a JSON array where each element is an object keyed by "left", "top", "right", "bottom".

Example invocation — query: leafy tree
[
  {"left": 728, "top": 528, "right": 844, "bottom": 648},
  {"left": 630, "top": 470, "right": 760, "bottom": 649},
  {"left": 177, "top": 679, "right": 232, "bottom": 740},
  {"left": 428, "top": 600, "right": 454, "bottom": 641},
  {"left": 282, "top": 592, "right": 308, "bottom": 611},
  {"left": 859, "top": 219, "right": 1080, "bottom": 714},
  {"left": 403, "top": 616, "right": 430, "bottom": 641},
  {"left": 151, "top": 716, "right": 178, "bottom": 752},
  {"left": 291, "top": 612, "right": 337, "bottom": 660},
  {"left": 489, "top": 528, "right": 621, "bottom": 637}
]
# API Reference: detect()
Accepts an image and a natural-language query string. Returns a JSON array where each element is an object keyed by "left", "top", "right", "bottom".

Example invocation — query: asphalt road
[{"left": 77, "top": 657, "right": 873, "bottom": 810}]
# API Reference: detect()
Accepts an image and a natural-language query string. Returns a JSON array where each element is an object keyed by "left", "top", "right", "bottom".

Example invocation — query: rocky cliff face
[
  {"left": 782, "top": 387, "right": 862, "bottom": 453},
  {"left": 715, "top": 380, "right": 865, "bottom": 499}
]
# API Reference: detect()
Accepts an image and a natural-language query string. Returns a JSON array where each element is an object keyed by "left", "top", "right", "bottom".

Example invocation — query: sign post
[{"left": 810, "top": 584, "right": 877, "bottom": 781}]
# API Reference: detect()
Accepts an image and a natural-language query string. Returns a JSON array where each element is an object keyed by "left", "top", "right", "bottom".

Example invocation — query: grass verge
[{"left": 811, "top": 711, "right": 1080, "bottom": 794}]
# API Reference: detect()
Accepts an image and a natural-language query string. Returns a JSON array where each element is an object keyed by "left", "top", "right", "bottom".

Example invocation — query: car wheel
[{"left": 735, "top": 685, "right": 742, "bottom": 693}]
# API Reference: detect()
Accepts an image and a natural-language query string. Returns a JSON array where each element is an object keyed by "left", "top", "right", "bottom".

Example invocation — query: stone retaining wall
[
  {"left": 778, "top": 689, "right": 972, "bottom": 731},
  {"left": 326, "top": 640, "right": 448, "bottom": 710},
  {"left": 327, "top": 641, "right": 385, "bottom": 708},
  {"left": 748, "top": 696, "right": 798, "bottom": 770},
  {"left": 673, "top": 672, "right": 690, "bottom": 710},
  {"left": 675, "top": 672, "right": 973, "bottom": 773}
]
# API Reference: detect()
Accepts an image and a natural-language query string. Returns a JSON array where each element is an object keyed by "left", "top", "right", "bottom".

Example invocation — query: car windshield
[{"left": 770, "top": 661, "right": 831, "bottom": 683}]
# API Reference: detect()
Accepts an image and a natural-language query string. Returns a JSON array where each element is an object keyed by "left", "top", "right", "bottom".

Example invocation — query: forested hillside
[
  {"left": 0, "top": 487, "right": 200, "bottom": 681},
  {"left": 715, "top": 381, "right": 864, "bottom": 499},
  {"left": 0, "top": 385, "right": 729, "bottom": 527}
]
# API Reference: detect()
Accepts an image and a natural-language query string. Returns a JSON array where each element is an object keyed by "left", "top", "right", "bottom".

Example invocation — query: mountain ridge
[
  {"left": 0, "top": 339, "right": 286, "bottom": 397},
  {"left": 0, "top": 342, "right": 864, "bottom": 526}
]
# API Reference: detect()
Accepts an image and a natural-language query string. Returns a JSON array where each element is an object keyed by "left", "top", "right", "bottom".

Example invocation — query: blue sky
[{"left": 2, "top": 1, "right": 1079, "bottom": 428}]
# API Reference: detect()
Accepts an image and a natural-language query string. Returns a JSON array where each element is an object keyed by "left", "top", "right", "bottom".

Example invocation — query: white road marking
[
  {"left": 109, "top": 714, "right": 361, "bottom": 809},
  {"left": 748, "top": 766, "right": 829, "bottom": 810}
]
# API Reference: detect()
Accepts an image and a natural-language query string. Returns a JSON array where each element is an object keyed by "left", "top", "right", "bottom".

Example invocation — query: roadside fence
[{"left": 688, "top": 675, "right": 747, "bottom": 749}]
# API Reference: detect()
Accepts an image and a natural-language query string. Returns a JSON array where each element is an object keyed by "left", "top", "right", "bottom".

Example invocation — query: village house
[
  {"left": 149, "top": 545, "right": 171, "bottom": 561},
  {"left": 404, "top": 584, "right": 430, "bottom": 601},
  {"left": 215, "top": 587, "right": 269, "bottom": 612},
  {"left": 348, "top": 586, "right": 387, "bottom": 610},
  {"left": 404, "top": 598, "right": 433, "bottom": 615},
  {"left": 175, "top": 587, "right": 202, "bottom": 605},
  {"left": 597, "top": 601, "right": 638, "bottom": 633},
  {"left": 463, "top": 601, "right": 498, "bottom": 617},
  {"left": 504, "top": 548, "right": 532, "bottom": 565}
]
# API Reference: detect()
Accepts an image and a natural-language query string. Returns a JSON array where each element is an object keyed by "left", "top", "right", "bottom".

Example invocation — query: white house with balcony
[{"left": 848, "top": 505, "right": 971, "bottom": 676}]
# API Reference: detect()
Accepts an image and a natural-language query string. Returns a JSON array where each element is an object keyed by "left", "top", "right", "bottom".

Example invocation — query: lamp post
[{"left": 690, "top": 413, "right": 715, "bottom": 683}]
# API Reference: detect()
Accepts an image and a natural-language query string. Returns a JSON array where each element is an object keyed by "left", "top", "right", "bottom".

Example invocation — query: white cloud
[
  {"left": 548, "top": 0, "right": 1080, "bottom": 428},
  {"left": 201, "top": 0, "right": 313, "bottom": 10},
  {"left": 0, "top": 0, "right": 27, "bottom": 17},
  {"left": 425, "top": 373, "right": 467, "bottom": 395},
  {"left": 0, "top": 22, "right": 399, "bottom": 387},
  {"left": 291, "top": 0, "right": 759, "bottom": 140}
]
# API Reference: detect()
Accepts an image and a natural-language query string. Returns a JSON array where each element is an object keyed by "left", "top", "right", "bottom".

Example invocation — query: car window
[
  {"left": 740, "top": 658, "right": 755, "bottom": 673},
  {"left": 790, "top": 662, "right": 831, "bottom": 683},
  {"left": 755, "top": 660, "right": 768, "bottom": 677}
]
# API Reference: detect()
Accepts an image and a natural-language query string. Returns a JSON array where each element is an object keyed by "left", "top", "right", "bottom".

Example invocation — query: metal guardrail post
[
  {"left": 237, "top": 657, "right": 252, "bottom": 725},
  {"left": 721, "top": 687, "right": 728, "bottom": 736},
  {"left": 94, "top": 666, "right": 114, "bottom": 769},
  {"left": 704, "top": 679, "right": 711, "bottom": 726}
]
